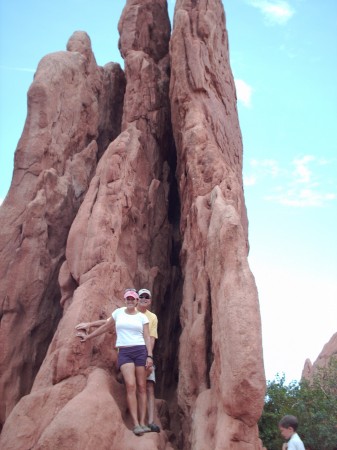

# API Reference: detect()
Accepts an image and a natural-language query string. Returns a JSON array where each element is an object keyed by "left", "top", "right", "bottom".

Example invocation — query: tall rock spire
[{"left": 169, "top": 1, "right": 265, "bottom": 447}]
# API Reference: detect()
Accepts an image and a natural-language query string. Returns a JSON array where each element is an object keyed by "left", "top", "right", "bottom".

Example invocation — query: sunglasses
[{"left": 139, "top": 294, "right": 150, "bottom": 299}]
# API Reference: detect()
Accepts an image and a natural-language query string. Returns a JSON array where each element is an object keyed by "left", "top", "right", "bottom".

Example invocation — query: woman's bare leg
[
  {"left": 135, "top": 366, "right": 147, "bottom": 426},
  {"left": 120, "top": 363, "right": 139, "bottom": 427}
]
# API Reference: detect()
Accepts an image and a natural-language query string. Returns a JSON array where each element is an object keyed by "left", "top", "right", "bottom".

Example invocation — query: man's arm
[
  {"left": 149, "top": 336, "right": 156, "bottom": 352},
  {"left": 144, "top": 323, "right": 154, "bottom": 370},
  {"left": 146, "top": 313, "right": 157, "bottom": 376},
  {"left": 148, "top": 313, "right": 158, "bottom": 348},
  {"left": 148, "top": 314, "right": 157, "bottom": 374}
]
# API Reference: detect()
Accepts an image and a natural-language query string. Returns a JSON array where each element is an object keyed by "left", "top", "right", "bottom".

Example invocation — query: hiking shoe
[
  {"left": 148, "top": 423, "right": 160, "bottom": 433},
  {"left": 133, "top": 425, "right": 144, "bottom": 436},
  {"left": 141, "top": 425, "right": 151, "bottom": 432}
]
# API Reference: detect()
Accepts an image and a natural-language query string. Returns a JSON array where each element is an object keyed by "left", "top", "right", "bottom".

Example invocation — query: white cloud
[
  {"left": 317, "top": 157, "right": 336, "bottom": 166},
  {"left": 247, "top": 0, "right": 295, "bottom": 25},
  {"left": 244, "top": 155, "right": 337, "bottom": 207},
  {"left": 235, "top": 79, "right": 253, "bottom": 108},
  {"left": 0, "top": 65, "right": 35, "bottom": 73},
  {"left": 292, "top": 155, "right": 315, "bottom": 184},
  {"left": 266, "top": 189, "right": 336, "bottom": 207},
  {"left": 244, "top": 174, "right": 257, "bottom": 186},
  {"left": 249, "top": 158, "right": 280, "bottom": 177}
]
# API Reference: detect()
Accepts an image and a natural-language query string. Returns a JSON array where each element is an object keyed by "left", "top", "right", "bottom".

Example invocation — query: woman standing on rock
[{"left": 75, "top": 289, "right": 154, "bottom": 436}]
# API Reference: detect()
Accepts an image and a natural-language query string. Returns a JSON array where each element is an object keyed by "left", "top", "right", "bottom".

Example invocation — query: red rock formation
[
  {"left": 302, "top": 332, "right": 337, "bottom": 380},
  {"left": 0, "top": 31, "right": 125, "bottom": 429},
  {"left": 169, "top": 1, "right": 265, "bottom": 448},
  {"left": 0, "top": 0, "right": 265, "bottom": 449}
]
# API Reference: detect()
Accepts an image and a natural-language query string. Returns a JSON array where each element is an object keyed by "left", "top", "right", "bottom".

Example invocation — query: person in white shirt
[
  {"left": 76, "top": 289, "right": 153, "bottom": 437},
  {"left": 279, "top": 415, "right": 305, "bottom": 450}
]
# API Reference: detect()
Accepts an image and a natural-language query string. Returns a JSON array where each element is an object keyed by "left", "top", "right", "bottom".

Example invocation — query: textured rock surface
[
  {"left": 0, "top": 0, "right": 265, "bottom": 449},
  {"left": 169, "top": 1, "right": 265, "bottom": 448},
  {"left": 302, "top": 332, "right": 337, "bottom": 380},
  {"left": 0, "top": 31, "right": 125, "bottom": 429}
]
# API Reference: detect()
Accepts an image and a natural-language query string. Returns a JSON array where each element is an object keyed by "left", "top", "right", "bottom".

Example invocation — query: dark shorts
[{"left": 118, "top": 345, "right": 147, "bottom": 368}]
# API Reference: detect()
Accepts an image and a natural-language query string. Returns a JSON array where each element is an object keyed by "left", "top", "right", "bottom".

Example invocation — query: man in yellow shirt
[{"left": 137, "top": 289, "right": 160, "bottom": 433}]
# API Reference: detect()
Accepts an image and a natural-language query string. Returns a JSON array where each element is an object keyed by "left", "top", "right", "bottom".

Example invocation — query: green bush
[{"left": 259, "top": 358, "right": 337, "bottom": 450}]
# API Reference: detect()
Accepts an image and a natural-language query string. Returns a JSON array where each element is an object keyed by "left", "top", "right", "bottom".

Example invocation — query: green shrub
[{"left": 259, "top": 357, "right": 337, "bottom": 450}]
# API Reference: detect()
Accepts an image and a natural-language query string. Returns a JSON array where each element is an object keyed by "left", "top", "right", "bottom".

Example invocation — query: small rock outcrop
[
  {"left": 0, "top": 1, "right": 265, "bottom": 449},
  {"left": 302, "top": 332, "right": 337, "bottom": 380}
]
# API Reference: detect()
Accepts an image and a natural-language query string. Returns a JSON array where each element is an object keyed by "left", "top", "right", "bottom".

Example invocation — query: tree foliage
[{"left": 259, "top": 357, "right": 337, "bottom": 450}]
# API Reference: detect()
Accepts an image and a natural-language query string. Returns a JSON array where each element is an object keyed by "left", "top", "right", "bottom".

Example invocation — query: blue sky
[{"left": 1, "top": 0, "right": 336, "bottom": 382}]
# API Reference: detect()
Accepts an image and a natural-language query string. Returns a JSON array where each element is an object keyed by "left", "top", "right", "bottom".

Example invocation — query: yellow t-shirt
[{"left": 143, "top": 309, "right": 158, "bottom": 339}]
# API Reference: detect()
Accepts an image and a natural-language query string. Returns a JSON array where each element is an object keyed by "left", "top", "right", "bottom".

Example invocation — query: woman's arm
[
  {"left": 76, "top": 317, "right": 114, "bottom": 342},
  {"left": 75, "top": 318, "right": 110, "bottom": 333}
]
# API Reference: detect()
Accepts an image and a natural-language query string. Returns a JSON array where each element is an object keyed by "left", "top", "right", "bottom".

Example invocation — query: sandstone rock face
[
  {"left": 169, "top": 1, "right": 265, "bottom": 448},
  {"left": 0, "top": 31, "right": 125, "bottom": 429},
  {"left": 302, "top": 332, "right": 337, "bottom": 380},
  {"left": 0, "top": 1, "right": 265, "bottom": 449}
]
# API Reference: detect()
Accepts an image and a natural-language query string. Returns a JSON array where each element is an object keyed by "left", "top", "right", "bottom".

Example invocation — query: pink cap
[{"left": 124, "top": 290, "right": 139, "bottom": 300}]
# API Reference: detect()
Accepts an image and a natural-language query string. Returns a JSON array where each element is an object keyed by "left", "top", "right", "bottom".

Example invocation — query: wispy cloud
[
  {"left": 250, "top": 158, "right": 281, "bottom": 177},
  {"left": 244, "top": 158, "right": 280, "bottom": 186},
  {"left": 247, "top": 0, "right": 295, "bottom": 25},
  {"left": 244, "top": 155, "right": 337, "bottom": 207},
  {"left": 0, "top": 65, "right": 35, "bottom": 73},
  {"left": 266, "top": 189, "right": 336, "bottom": 207},
  {"left": 235, "top": 79, "right": 253, "bottom": 108},
  {"left": 244, "top": 174, "right": 257, "bottom": 186},
  {"left": 292, "top": 155, "right": 315, "bottom": 184}
]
